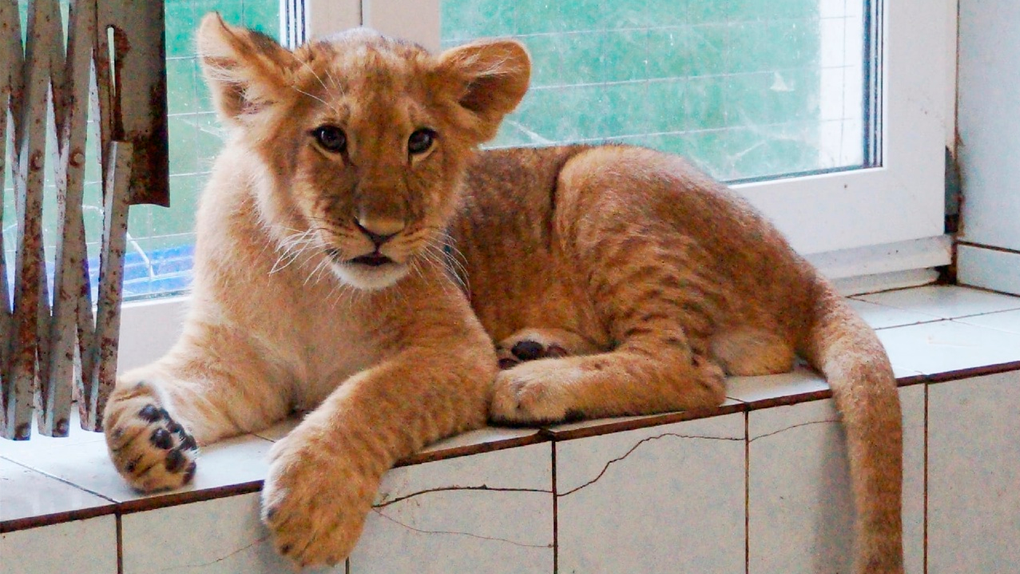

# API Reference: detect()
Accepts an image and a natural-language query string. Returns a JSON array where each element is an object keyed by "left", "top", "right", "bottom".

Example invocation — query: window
[{"left": 3, "top": 1, "right": 953, "bottom": 367}]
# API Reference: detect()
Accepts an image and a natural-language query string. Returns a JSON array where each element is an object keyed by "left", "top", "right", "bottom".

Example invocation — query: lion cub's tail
[{"left": 797, "top": 280, "right": 904, "bottom": 574}]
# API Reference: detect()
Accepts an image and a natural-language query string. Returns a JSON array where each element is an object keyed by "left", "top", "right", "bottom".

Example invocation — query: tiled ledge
[{"left": 3, "top": 285, "right": 1020, "bottom": 573}]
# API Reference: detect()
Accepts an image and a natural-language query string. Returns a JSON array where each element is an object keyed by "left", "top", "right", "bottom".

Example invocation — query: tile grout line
[
  {"left": 922, "top": 381, "right": 929, "bottom": 574},
  {"left": 116, "top": 512, "right": 124, "bottom": 574},
  {"left": 551, "top": 441, "right": 559, "bottom": 574},
  {"left": 744, "top": 409, "right": 750, "bottom": 574}
]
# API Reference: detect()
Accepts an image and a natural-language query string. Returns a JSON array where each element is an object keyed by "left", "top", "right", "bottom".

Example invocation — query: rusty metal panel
[
  {"left": 95, "top": 1, "right": 168, "bottom": 207},
  {"left": 79, "top": 141, "right": 131, "bottom": 431}
]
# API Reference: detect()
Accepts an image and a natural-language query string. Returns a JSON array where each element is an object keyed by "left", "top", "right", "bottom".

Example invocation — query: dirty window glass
[{"left": 441, "top": 0, "right": 871, "bottom": 182}]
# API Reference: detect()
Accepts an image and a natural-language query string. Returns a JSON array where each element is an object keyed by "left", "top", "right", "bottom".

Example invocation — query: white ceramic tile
[
  {"left": 958, "top": 244, "right": 1020, "bottom": 297},
  {"left": 350, "top": 443, "right": 553, "bottom": 574},
  {"left": 748, "top": 399, "right": 854, "bottom": 574},
  {"left": 0, "top": 457, "right": 113, "bottom": 524},
  {"left": 928, "top": 372, "right": 1020, "bottom": 573},
  {"left": 121, "top": 492, "right": 342, "bottom": 574},
  {"left": 956, "top": 308, "right": 1020, "bottom": 336},
  {"left": 556, "top": 413, "right": 745, "bottom": 574},
  {"left": 847, "top": 298, "right": 940, "bottom": 330},
  {"left": 855, "top": 285, "right": 1020, "bottom": 319},
  {"left": 0, "top": 516, "right": 118, "bottom": 573},
  {"left": 2, "top": 430, "right": 275, "bottom": 503},
  {"left": 877, "top": 320, "right": 1020, "bottom": 375},
  {"left": 899, "top": 385, "right": 925, "bottom": 574},
  {"left": 726, "top": 364, "right": 830, "bottom": 404}
]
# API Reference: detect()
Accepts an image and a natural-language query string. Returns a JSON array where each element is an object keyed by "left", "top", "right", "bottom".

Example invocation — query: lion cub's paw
[
  {"left": 490, "top": 360, "right": 577, "bottom": 425},
  {"left": 104, "top": 382, "right": 198, "bottom": 492},
  {"left": 261, "top": 431, "right": 376, "bottom": 568}
]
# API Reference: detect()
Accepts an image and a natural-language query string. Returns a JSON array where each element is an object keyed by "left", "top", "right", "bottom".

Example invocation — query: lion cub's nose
[{"left": 355, "top": 216, "right": 405, "bottom": 247}]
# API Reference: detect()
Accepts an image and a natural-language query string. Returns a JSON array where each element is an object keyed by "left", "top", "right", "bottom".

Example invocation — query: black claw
[
  {"left": 138, "top": 405, "right": 162, "bottom": 422},
  {"left": 546, "top": 345, "right": 568, "bottom": 358},
  {"left": 183, "top": 462, "right": 197, "bottom": 484},
  {"left": 166, "top": 421, "right": 184, "bottom": 435},
  {"left": 180, "top": 434, "right": 198, "bottom": 451},
  {"left": 150, "top": 428, "right": 173, "bottom": 450},
  {"left": 511, "top": 340, "right": 545, "bottom": 361},
  {"left": 165, "top": 448, "right": 187, "bottom": 472},
  {"left": 125, "top": 455, "right": 142, "bottom": 474},
  {"left": 280, "top": 544, "right": 292, "bottom": 555},
  {"left": 498, "top": 357, "right": 520, "bottom": 370}
]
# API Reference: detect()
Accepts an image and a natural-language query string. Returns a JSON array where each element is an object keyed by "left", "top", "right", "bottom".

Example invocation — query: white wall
[{"left": 957, "top": 0, "right": 1020, "bottom": 295}]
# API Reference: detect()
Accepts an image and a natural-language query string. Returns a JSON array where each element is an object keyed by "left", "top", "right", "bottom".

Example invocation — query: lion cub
[{"left": 103, "top": 13, "right": 903, "bottom": 573}]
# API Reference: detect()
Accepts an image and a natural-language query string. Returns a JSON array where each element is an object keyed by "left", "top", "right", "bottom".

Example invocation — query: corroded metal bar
[
  {"left": 80, "top": 141, "right": 132, "bottom": 431},
  {"left": 5, "top": 0, "right": 57, "bottom": 441},
  {"left": 40, "top": 0, "right": 97, "bottom": 437},
  {"left": 0, "top": 0, "right": 23, "bottom": 428},
  {"left": 95, "top": 2, "right": 169, "bottom": 207}
]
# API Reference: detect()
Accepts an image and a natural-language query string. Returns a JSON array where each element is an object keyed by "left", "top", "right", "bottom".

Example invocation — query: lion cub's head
[{"left": 197, "top": 13, "right": 530, "bottom": 289}]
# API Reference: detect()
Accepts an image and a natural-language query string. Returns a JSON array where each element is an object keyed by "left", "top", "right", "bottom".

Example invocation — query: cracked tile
[
  {"left": 556, "top": 413, "right": 744, "bottom": 573},
  {"left": 748, "top": 399, "right": 853, "bottom": 573},
  {"left": 120, "top": 492, "right": 334, "bottom": 574},
  {"left": 1, "top": 516, "right": 118, "bottom": 573},
  {"left": 928, "top": 372, "right": 1020, "bottom": 573},
  {"left": 350, "top": 443, "right": 553, "bottom": 573}
]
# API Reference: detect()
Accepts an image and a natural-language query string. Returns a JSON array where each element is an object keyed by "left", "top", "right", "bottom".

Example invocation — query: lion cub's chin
[{"left": 330, "top": 260, "right": 410, "bottom": 291}]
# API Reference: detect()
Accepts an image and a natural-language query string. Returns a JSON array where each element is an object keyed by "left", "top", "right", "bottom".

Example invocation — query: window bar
[
  {"left": 80, "top": 141, "right": 131, "bottom": 430},
  {"left": 3, "top": 0, "right": 54, "bottom": 441},
  {"left": 0, "top": 0, "right": 21, "bottom": 439},
  {"left": 43, "top": 0, "right": 98, "bottom": 437}
]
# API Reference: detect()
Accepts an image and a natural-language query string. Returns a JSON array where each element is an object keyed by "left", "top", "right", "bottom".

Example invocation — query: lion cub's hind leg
[{"left": 709, "top": 328, "right": 797, "bottom": 377}]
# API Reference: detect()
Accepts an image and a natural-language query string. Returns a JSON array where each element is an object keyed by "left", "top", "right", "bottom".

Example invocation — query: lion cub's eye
[
  {"left": 408, "top": 128, "right": 436, "bottom": 155},
  {"left": 312, "top": 126, "right": 347, "bottom": 153}
]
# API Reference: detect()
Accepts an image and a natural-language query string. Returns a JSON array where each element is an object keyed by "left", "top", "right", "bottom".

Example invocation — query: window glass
[
  {"left": 1, "top": 1, "right": 279, "bottom": 301},
  {"left": 441, "top": 0, "right": 869, "bottom": 182}
]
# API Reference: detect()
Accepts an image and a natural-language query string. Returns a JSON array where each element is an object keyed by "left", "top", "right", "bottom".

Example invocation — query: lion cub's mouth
[
  {"left": 325, "top": 248, "right": 394, "bottom": 268},
  {"left": 350, "top": 254, "right": 393, "bottom": 267}
]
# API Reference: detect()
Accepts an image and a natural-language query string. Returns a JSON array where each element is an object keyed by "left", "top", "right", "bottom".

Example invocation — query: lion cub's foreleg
[{"left": 104, "top": 332, "right": 292, "bottom": 492}]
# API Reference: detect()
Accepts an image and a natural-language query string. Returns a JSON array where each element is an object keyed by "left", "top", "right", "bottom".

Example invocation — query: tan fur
[{"left": 103, "top": 15, "right": 902, "bottom": 572}]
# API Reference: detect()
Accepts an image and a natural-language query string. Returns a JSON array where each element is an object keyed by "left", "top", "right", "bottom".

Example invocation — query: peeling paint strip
[
  {"left": 81, "top": 141, "right": 133, "bottom": 431},
  {"left": 0, "top": 0, "right": 19, "bottom": 433},
  {"left": 30, "top": 0, "right": 75, "bottom": 438},
  {"left": 4, "top": 0, "right": 57, "bottom": 441},
  {"left": 40, "top": 0, "right": 97, "bottom": 437}
]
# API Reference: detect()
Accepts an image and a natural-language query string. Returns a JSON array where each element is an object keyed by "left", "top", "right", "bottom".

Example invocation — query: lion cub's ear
[
  {"left": 434, "top": 40, "right": 531, "bottom": 141},
  {"left": 197, "top": 12, "right": 295, "bottom": 126}
]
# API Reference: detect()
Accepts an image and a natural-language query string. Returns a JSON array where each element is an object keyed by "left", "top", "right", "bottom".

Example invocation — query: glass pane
[{"left": 440, "top": 0, "right": 871, "bottom": 182}]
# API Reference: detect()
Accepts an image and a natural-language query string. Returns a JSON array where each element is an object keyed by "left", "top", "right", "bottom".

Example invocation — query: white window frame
[{"left": 116, "top": 0, "right": 956, "bottom": 369}]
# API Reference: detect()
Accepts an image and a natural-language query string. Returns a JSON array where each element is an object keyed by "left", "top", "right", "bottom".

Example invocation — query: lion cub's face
[{"left": 198, "top": 14, "right": 530, "bottom": 289}]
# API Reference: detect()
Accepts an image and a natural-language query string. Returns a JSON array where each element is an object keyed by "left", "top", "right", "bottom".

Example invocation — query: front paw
[
  {"left": 104, "top": 381, "right": 198, "bottom": 492},
  {"left": 490, "top": 361, "right": 574, "bottom": 425},
  {"left": 261, "top": 432, "right": 378, "bottom": 568}
]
